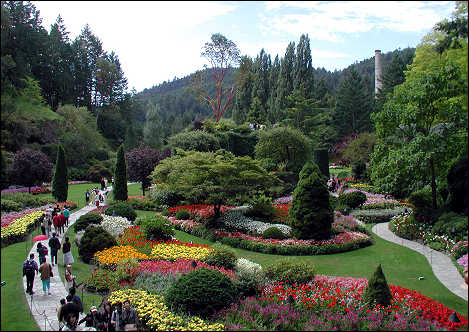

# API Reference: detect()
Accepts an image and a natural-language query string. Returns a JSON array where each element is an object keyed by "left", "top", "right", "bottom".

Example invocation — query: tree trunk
[{"left": 430, "top": 157, "right": 437, "bottom": 209}]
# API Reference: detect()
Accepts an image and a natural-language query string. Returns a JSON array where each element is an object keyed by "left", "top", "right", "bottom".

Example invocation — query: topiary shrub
[
  {"left": 264, "top": 259, "right": 315, "bottom": 285},
  {"left": 140, "top": 215, "right": 174, "bottom": 241},
  {"left": 363, "top": 264, "right": 392, "bottom": 307},
  {"left": 78, "top": 226, "right": 117, "bottom": 264},
  {"left": 245, "top": 195, "right": 277, "bottom": 221},
  {"left": 165, "top": 268, "right": 238, "bottom": 318},
  {"left": 447, "top": 154, "right": 468, "bottom": 216},
  {"left": 74, "top": 212, "right": 104, "bottom": 232},
  {"left": 408, "top": 188, "right": 438, "bottom": 223},
  {"left": 175, "top": 209, "right": 190, "bottom": 220},
  {"left": 262, "top": 227, "right": 286, "bottom": 240},
  {"left": 339, "top": 191, "right": 367, "bottom": 209},
  {"left": 104, "top": 201, "right": 136, "bottom": 221},
  {"left": 203, "top": 243, "right": 237, "bottom": 270},
  {"left": 290, "top": 161, "right": 333, "bottom": 240}
]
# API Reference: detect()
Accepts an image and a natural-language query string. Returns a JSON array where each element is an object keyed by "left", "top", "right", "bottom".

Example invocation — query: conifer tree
[
  {"left": 247, "top": 97, "right": 266, "bottom": 125},
  {"left": 113, "top": 144, "right": 127, "bottom": 201},
  {"left": 290, "top": 161, "right": 333, "bottom": 240},
  {"left": 52, "top": 144, "right": 68, "bottom": 202},
  {"left": 233, "top": 56, "right": 254, "bottom": 125},
  {"left": 363, "top": 264, "right": 393, "bottom": 307},
  {"left": 275, "top": 42, "right": 296, "bottom": 114},
  {"left": 267, "top": 55, "right": 280, "bottom": 124},
  {"left": 251, "top": 49, "right": 271, "bottom": 114},
  {"left": 294, "top": 34, "right": 314, "bottom": 99}
]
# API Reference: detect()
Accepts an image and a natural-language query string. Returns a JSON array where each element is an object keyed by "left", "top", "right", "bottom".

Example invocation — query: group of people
[
  {"left": 41, "top": 205, "right": 70, "bottom": 237},
  {"left": 85, "top": 183, "right": 109, "bottom": 211},
  {"left": 58, "top": 298, "right": 139, "bottom": 331}
]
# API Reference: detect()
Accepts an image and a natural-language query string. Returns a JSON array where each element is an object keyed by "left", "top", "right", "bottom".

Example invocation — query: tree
[
  {"left": 167, "top": 130, "right": 220, "bottom": 152},
  {"left": 126, "top": 147, "right": 169, "bottom": 195},
  {"left": 246, "top": 96, "right": 266, "bottom": 125},
  {"left": 189, "top": 33, "right": 247, "bottom": 122},
  {"left": 254, "top": 127, "right": 312, "bottom": 174},
  {"left": 251, "top": 49, "right": 271, "bottom": 115},
  {"left": 275, "top": 42, "right": 296, "bottom": 113},
  {"left": 435, "top": 1, "right": 468, "bottom": 54},
  {"left": 290, "top": 161, "right": 332, "bottom": 240},
  {"left": 143, "top": 101, "right": 163, "bottom": 149},
  {"left": 151, "top": 149, "right": 277, "bottom": 219},
  {"left": 293, "top": 34, "right": 314, "bottom": 99},
  {"left": 266, "top": 55, "right": 280, "bottom": 123},
  {"left": 363, "top": 264, "right": 392, "bottom": 307},
  {"left": 113, "top": 144, "right": 127, "bottom": 201},
  {"left": 232, "top": 56, "right": 254, "bottom": 125},
  {"left": 9, "top": 148, "right": 52, "bottom": 193},
  {"left": 52, "top": 144, "right": 68, "bottom": 202},
  {"left": 341, "top": 132, "right": 376, "bottom": 165}
]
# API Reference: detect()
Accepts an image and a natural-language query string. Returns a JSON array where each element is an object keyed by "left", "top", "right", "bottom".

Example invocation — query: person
[
  {"left": 65, "top": 265, "right": 77, "bottom": 289},
  {"left": 62, "top": 312, "right": 79, "bottom": 331},
  {"left": 57, "top": 298, "right": 67, "bottom": 329},
  {"left": 37, "top": 242, "right": 48, "bottom": 265},
  {"left": 63, "top": 237, "right": 75, "bottom": 266},
  {"left": 40, "top": 219, "right": 46, "bottom": 236},
  {"left": 110, "top": 302, "right": 123, "bottom": 331},
  {"left": 101, "top": 302, "right": 114, "bottom": 332},
  {"left": 54, "top": 204, "right": 62, "bottom": 217},
  {"left": 53, "top": 212, "right": 61, "bottom": 236},
  {"left": 79, "top": 306, "right": 103, "bottom": 329},
  {"left": 69, "top": 287, "right": 84, "bottom": 314},
  {"left": 63, "top": 206, "right": 70, "bottom": 228},
  {"left": 58, "top": 211, "right": 66, "bottom": 234},
  {"left": 120, "top": 299, "right": 139, "bottom": 331},
  {"left": 59, "top": 295, "right": 80, "bottom": 324},
  {"left": 95, "top": 194, "right": 100, "bottom": 210},
  {"left": 46, "top": 213, "right": 53, "bottom": 238},
  {"left": 85, "top": 190, "right": 90, "bottom": 205},
  {"left": 38, "top": 256, "right": 52, "bottom": 295},
  {"left": 49, "top": 232, "right": 61, "bottom": 267},
  {"left": 101, "top": 177, "right": 105, "bottom": 191},
  {"left": 23, "top": 253, "right": 39, "bottom": 295},
  {"left": 99, "top": 192, "right": 104, "bottom": 203}
]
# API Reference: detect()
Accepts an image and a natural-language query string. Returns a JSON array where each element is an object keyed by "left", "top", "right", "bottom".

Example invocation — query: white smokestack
[{"left": 375, "top": 50, "right": 383, "bottom": 97}]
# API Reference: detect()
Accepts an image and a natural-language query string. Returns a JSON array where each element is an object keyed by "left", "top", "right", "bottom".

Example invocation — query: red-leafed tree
[
  {"left": 189, "top": 33, "right": 248, "bottom": 122},
  {"left": 126, "top": 147, "right": 171, "bottom": 195}
]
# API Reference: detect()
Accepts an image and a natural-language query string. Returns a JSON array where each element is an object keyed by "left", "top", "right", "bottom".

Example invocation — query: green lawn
[{"left": 37, "top": 182, "right": 101, "bottom": 210}]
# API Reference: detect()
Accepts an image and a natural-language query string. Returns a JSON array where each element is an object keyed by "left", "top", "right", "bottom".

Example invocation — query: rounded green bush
[
  {"left": 1, "top": 199, "right": 22, "bottom": 212},
  {"left": 74, "top": 212, "right": 104, "bottom": 232},
  {"left": 104, "top": 201, "right": 137, "bottom": 221},
  {"left": 165, "top": 268, "right": 237, "bottom": 319},
  {"left": 140, "top": 215, "right": 174, "bottom": 241},
  {"left": 339, "top": 191, "right": 367, "bottom": 209},
  {"left": 203, "top": 243, "right": 237, "bottom": 270},
  {"left": 246, "top": 195, "right": 278, "bottom": 221},
  {"left": 78, "top": 226, "right": 117, "bottom": 264},
  {"left": 261, "top": 227, "right": 286, "bottom": 240},
  {"left": 175, "top": 209, "right": 190, "bottom": 220},
  {"left": 264, "top": 260, "right": 315, "bottom": 285}
]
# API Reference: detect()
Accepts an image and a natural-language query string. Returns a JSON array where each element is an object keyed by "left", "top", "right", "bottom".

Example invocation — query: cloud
[{"left": 261, "top": 1, "right": 454, "bottom": 42}]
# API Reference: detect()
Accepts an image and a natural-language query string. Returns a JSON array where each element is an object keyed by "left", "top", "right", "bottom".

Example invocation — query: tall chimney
[{"left": 375, "top": 50, "right": 383, "bottom": 97}]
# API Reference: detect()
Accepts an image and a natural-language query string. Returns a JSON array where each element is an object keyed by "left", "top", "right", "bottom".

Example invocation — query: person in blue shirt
[{"left": 23, "top": 253, "right": 39, "bottom": 294}]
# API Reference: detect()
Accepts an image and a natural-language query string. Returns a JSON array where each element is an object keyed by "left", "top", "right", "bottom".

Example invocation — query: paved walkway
[
  {"left": 23, "top": 187, "right": 112, "bottom": 331},
  {"left": 372, "top": 222, "right": 468, "bottom": 301}
]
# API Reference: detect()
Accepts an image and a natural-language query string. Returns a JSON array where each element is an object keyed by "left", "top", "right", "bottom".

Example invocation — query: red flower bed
[
  {"left": 273, "top": 203, "right": 290, "bottom": 222},
  {"left": 139, "top": 258, "right": 235, "bottom": 279},
  {"left": 167, "top": 204, "right": 233, "bottom": 219}
]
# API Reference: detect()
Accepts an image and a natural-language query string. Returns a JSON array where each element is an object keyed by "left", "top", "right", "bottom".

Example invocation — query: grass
[{"left": 36, "top": 182, "right": 101, "bottom": 210}]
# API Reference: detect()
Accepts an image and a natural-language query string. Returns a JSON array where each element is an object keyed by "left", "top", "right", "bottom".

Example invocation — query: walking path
[
  {"left": 23, "top": 186, "right": 112, "bottom": 331},
  {"left": 372, "top": 222, "right": 468, "bottom": 301}
]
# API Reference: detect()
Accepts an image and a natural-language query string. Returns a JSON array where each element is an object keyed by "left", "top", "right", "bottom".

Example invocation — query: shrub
[
  {"left": 351, "top": 161, "right": 367, "bottom": 181},
  {"left": 127, "top": 197, "right": 158, "bottom": 211},
  {"left": 451, "top": 241, "right": 468, "bottom": 260},
  {"left": 290, "top": 161, "right": 333, "bottom": 240},
  {"left": 74, "top": 212, "right": 104, "bottom": 232},
  {"left": 104, "top": 201, "right": 136, "bottom": 221},
  {"left": 264, "top": 260, "right": 315, "bottom": 285},
  {"left": 351, "top": 207, "right": 409, "bottom": 223},
  {"left": 165, "top": 268, "right": 238, "bottom": 318},
  {"left": 78, "top": 226, "right": 117, "bottom": 264},
  {"left": 245, "top": 195, "right": 278, "bottom": 221},
  {"left": 1, "top": 199, "right": 22, "bottom": 212},
  {"left": 149, "top": 184, "right": 183, "bottom": 207},
  {"left": 433, "top": 212, "right": 468, "bottom": 242},
  {"left": 339, "top": 191, "right": 367, "bottom": 209},
  {"left": 408, "top": 188, "right": 438, "bottom": 223},
  {"left": 262, "top": 227, "right": 286, "bottom": 240},
  {"left": 203, "top": 243, "right": 237, "bottom": 270},
  {"left": 134, "top": 272, "right": 182, "bottom": 296},
  {"left": 234, "top": 258, "right": 265, "bottom": 297},
  {"left": 363, "top": 264, "right": 392, "bottom": 307},
  {"left": 1, "top": 192, "right": 55, "bottom": 208},
  {"left": 447, "top": 153, "right": 468, "bottom": 216},
  {"left": 140, "top": 215, "right": 175, "bottom": 241},
  {"left": 175, "top": 209, "right": 190, "bottom": 220},
  {"left": 168, "top": 130, "right": 221, "bottom": 152}
]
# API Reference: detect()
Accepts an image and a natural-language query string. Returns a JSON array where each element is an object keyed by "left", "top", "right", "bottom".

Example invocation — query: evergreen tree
[
  {"left": 143, "top": 101, "right": 163, "bottom": 149},
  {"left": 267, "top": 55, "right": 280, "bottom": 124},
  {"left": 52, "top": 144, "right": 68, "bottom": 202},
  {"left": 294, "top": 34, "right": 314, "bottom": 99},
  {"left": 333, "top": 67, "right": 373, "bottom": 136},
  {"left": 124, "top": 125, "right": 138, "bottom": 152},
  {"left": 290, "top": 161, "right": 333, "bottom": 240},
  {"left": 233, "top": 56, "right": 254, "bottom": 125},
  {"left": 247, "top": 96, "right": 266, "bottom": 125},
  {"left": 363, "top": 264, "right": 393, "bottom": 307},
  {"left": 113, "top": 144, "right": 127, "bottom": 201},
  {"left": 251, "top": 49, "right": 271, "bottom": 114},
  {"left": 275, "top": 42, "right": 296, "bottom": 114}
]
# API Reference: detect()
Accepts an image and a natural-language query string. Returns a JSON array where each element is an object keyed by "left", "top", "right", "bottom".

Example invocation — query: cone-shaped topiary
[
  {"left": 290, "top": 160, "right": 333, "bottom": 240},
  {"left": 113, "top": 144, "right": 128, "bottom": 201},
  {"left": 52, "top": 144, "right": 68, "bottom": 202},
  {"left": 363, "top": 264, "right": 393, "bottom": 307}
]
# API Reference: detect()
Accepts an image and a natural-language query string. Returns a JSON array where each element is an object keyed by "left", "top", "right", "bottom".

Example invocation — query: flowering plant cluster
[
  {"left": 273, "top": 204, "right": 290, "bottom": 222},
  {"left": 1, "top": 207, "right": 46, "bottom": 227},
  {"left": 1, "top": 210, "right": 44, "bottom": 243},
  {"left": 218, "top": 209, "right": 291, "bottom": 236},
  {"left": 108, "top": 288, "right": 225, "bottom": 331},
  {"left": 89, "top": 204, "right": 109, "bottom": 214},
  {"left": 150, "top": 240, "right": 213, "bottom": 261},
  {"left": 94, "top": 245, "right": 150, "bottom": 266},
  {"left": 332, "top": 211, "right": 363, "bottom": 232},
  {"left": 273, "top": 196, "right": 293, "bottom": 204},
  {"left": 139, "top": 258, "right": 235, "bottom": 279},
  {"left": 119, "top": 226, "right": 158, "bottom": 255},
  {"left": 343, "top": 188, "right": 399, "bottom": 207},
  {"left": 68, "top": 180, "right": 92, "bottom": 185},
  {"left": 168, "top": 204, "right": 232, "bottom": 219},
  {"left": 1, "top": 186, "right": 44, "bottom": 194},
  {"left": 31, "top": 186, "right": 51, "bottom": 195},
  {"left": 101, "top": 215, "right": 133, "bottom": 238},
  {"left": 457, "top": 254, "right": 468, "bottom": 269},
  {"left": 83, "top": 268, "right": 120, "bottom": 291},
  {"left": 450, "top": 241, "right": 468, "bottom": 259},
  {"left": 159, "top": 215, "right": 203, "bottom": 232}
]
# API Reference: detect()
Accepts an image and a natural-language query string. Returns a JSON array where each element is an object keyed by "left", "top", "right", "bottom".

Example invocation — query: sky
[{"left": 32, "top": 1, "right": 456, "bottom": 93}]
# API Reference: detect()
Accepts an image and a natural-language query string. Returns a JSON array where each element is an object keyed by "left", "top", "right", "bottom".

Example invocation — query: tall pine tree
[
  {"left": 113, "top": 144, "right": 127, "bottom": 201},
  {"left": 275, "top": 42, "right": 296, "bottom": 114},
  {"left": 233, "top": 56, "right": 254, "bottom": 125},
  {"left": 251, "top": 49, "right": 271, "bottom": 116},
  {"left": 266, "top": 54, "right": 280, "bottom": 124},
  {"left": 52, "top": 144, "right": 68, "bottom": 202},
  {"left": 294, "top": 34, "right": 314, "bottom": 99}
]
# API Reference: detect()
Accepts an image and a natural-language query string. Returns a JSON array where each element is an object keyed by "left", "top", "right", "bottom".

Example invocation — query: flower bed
[
  {"left": 108, "top": 289, "right": 224, "bottom": 331},
  {"left": 343, "top": 188, "right": 399, "bottom": 207},
  {"left": 1, "top": 210, "right": 45, "bottom": 247},
  {"left": 273, "top": 196, "right": 293, "bottom": 204},
  {"left": 139, "top": 258, "right": 235, "bottom": 279},
  {"left": 94, "top": 245, "right": 150, "bottom": 266},
  {"left": 69, "top": 180, "right": 92, "bottom": 185},
  {"left": 101, "top": 215, "right": 133, "bottom": 238},
  {"left": 350, "top": 206, "right": 409, "bottom": 223},
  {"left": 167, "top": 204, "right": 233, "bottom": 219},
  {"left": 217, "top": 209, "right": 292, "bottom": 236},
  {"left": 150, "top": 240, "right": 213, "bottom": 261}
]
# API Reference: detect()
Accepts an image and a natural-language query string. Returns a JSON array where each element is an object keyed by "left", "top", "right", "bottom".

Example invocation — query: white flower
[{"left": 100, "top": 215, "right": 133, "bottom": 238}]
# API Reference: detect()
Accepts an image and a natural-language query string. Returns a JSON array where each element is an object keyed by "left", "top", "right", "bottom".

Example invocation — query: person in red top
[
  {"left": 53, "top": 212, "right": 61, "bottom": 236},
  {"left": 59, "top": 212, "right": 66, "bottom": 234}
]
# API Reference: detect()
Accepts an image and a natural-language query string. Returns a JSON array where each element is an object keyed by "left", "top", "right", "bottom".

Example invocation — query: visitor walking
[
  {"left": 62, "top": 237, "right": 75, "bottom": 267},
  {"left": 110, "top": 302, "right": 123, "bottom": 331},
  {"left": 101, "top": 302, "right": 114, "bottom": 332},
  {"left": 65, "top": 265, "right": 77, "bottom": 289},
  {"left": 59, "top": 211, "right": 66, "bottom": 234},
  {"left": 40, "top": 219, "right": 46, "bottom": 236},
  {"left": 57, "top": 298, "right": 67, "bottom": 330},
  {"left": 49, "top": 232, "right": 61, "bottom": 267},
  {"left": 38, "top": 257, "right": 52, "bottom": 295},
  {"left": 63, "top": 206, "right": 70, "bottom": 227},
  {"left": 59, "top": 295, "right": 80, "bottom": 324},
  {"left": 37, "top": 242, "right": 48, "bottom": 265},
  {"left": 85, "top": 189, "right": 90, "bottom": 205},
  {"left": 69, "top": 287, "right": 84, "bottom": 314},
  {"left": 95, "top": 194, "right": 100, "bottom": 210},
  {"left": 120, "top": 299, "right": 139, "bottom": 331},
  {"left": 53, "top": 212, "right": 61, "bottom": 236},
  {"left": 23, "top": 253, "right": 39, "bottom": 295},
  {"left": 46, "top": 212, "right": 52, "bottom": 238}
]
